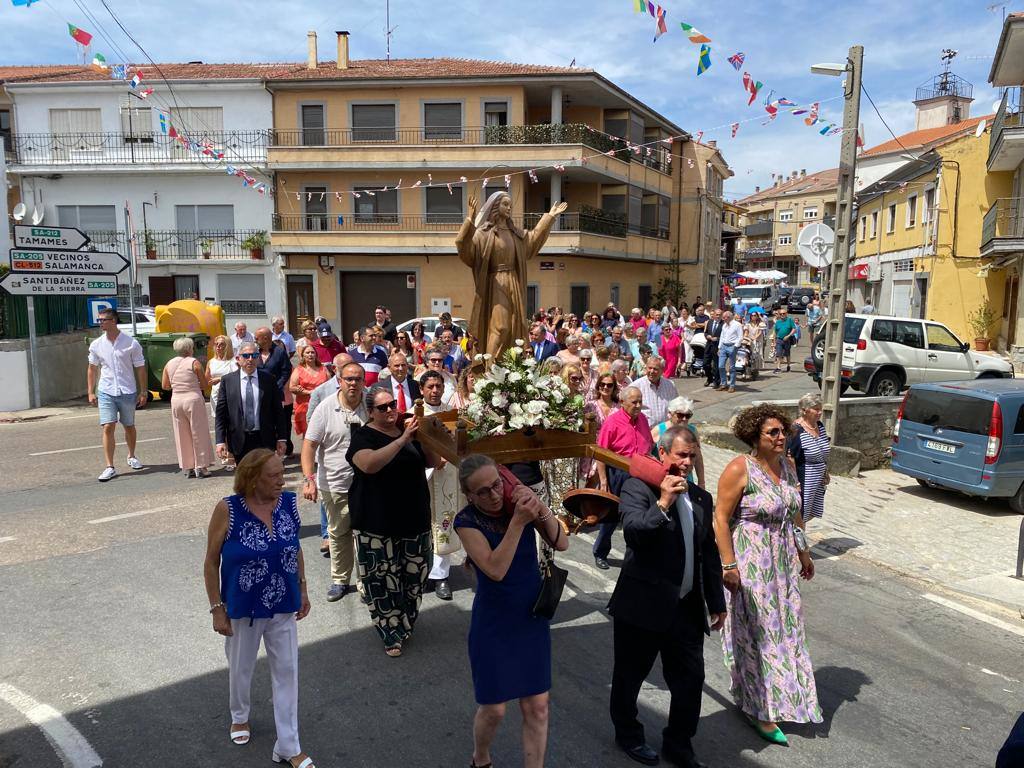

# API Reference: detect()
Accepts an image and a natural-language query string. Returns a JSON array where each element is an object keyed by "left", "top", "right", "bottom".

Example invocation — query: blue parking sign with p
[{"left": 88, "top": 298, "right": 118, "bottom": 326}]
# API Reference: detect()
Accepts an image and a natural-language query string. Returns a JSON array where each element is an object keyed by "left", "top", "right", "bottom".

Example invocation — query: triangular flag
[
  {"left": 68, "top": 23, "right": 92, "bottom": 46},
  {"left": 730, "top": 123, "right": 739, "bottom": 138},
  {"left": 696, "top": 44, "right": 711, "bottom": 76},
  {"left": 727, "top": 52, "right": 745, "bottom": 70},
  {"left": 632, "top": 0, "right": 644, "bottom": 11},
  {"left": 646, "top": 0, "right": 655, "bottom": 16},
  {"left": 805, "top": 102, "right": 819, "bottom": 126},
  {"left": 764, "top": 102, "right": 778, "bottom": 120},
  {"left": 777, "top": 98, "right": 795, "bottom": 107},
  {"left": 679, "top": 22, "right": 711, "bottom": 43},
  {"left": 129, "top": 71, "right": 143, "bottom": 89}
]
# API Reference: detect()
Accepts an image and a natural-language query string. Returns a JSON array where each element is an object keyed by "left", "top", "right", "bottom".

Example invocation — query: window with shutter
[
  {"left": 300, "top": 104, "right": 325, "bottom": 146},
  {"left": 484, "top": 101, "right": 508, "bottom": 127},
  {"left": 57, "top": 205, "right": 117, "bottom": 231},
  {"left": 354, "top": 186, "right": 398, "bottom": 223},
  {"left": 424, "top": 103, "right": 462, "bottom": 140},
  {"left": 304, "top": 187, "right": 328, "bottom": 231},
  {"left": 169, "top": 107, "right": 223, "bottom": 137},
  {"left": 351, "top": 104, "right": 396, "bottom": 142},
  {"left": 120, "top": 107, "right": 153, "bottom": 143},
  {"left": 218, "top": 273, "right": 266, "bottom": 315},
  {"left": 49, "top": 108, "right": 102, "bottom": 135},
  {"left": 425, "top": 186, "right": 463, "bottom": 224},
  {"left": 628, "top": 186, "right": 642, "bottom": 233}
]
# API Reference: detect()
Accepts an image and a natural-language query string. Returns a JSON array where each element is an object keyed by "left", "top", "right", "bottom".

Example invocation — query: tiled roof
[
  {"left": 6, "top": 58, "right": 590, "bottom": 85},
  {"left": 0, "top": 65, "right": 87, "bottom": 83},
  {"left": 736, "top": 168, "right": 839, "bottom": 206},
  {"left": 860, "top": 114, "right": 991, "bottom": 157}
]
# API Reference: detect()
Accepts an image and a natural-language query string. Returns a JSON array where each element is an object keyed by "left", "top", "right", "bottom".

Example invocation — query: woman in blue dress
[{"left": 454, "top": 454, "right": 568, "bottom": 768}]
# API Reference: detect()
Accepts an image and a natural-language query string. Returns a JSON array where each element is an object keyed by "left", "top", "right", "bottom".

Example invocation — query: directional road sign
[
  {"left": 9, "top": 248, "right": 129, "bottom": 275},
  {"left": 0, "top": 273, "right": 118, "bottom": 296},
  {"left": 13, "top": 225, "right": 91, "bottom": 252}
]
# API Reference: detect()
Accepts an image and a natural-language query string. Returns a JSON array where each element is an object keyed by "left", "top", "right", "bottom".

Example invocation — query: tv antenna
[{"left": 385, "top": 0, "right": 398, "bottom": 62}]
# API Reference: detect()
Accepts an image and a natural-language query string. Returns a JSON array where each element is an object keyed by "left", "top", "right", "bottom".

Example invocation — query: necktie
[
  {"left": 396, "top": 380, "right": 407, "bottom": 412},
  {"left": 677, "top": 495, "right": 694, "bottom": 597},
  {"left": 535, "top": 343, "right": 543, "bottom": 361},
  {"left": 244, "top": 375, "right": 257, "bottom": 431}
]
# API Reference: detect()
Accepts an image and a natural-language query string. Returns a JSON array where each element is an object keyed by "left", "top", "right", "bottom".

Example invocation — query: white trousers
[
  {"left": 430, "top": 553, "right": 450, "bottom": 580},
  {"left": 225, "top": 613, "right": 300, "bottom": 758}
]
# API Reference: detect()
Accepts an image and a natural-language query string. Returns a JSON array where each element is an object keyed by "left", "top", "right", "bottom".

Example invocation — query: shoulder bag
[{"left": 532, "top": 542, "right": 568, "bottom": 620}]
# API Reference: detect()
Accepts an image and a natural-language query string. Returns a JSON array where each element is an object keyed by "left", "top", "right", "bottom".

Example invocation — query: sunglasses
[
  {"left": 763, "top": 427, "right": 784, "bottom": 438},
  {"left": 569, "top": 376, "right": 583, "bottom": 382},
  {"left": 428, "top": 358, "right": 444, "bottom": 365},
  {"left": 341, "top": 375, "right": 362, "bottom": 382},
  {"left": 675, "top": 412, "right": 693, "bottom": 419},
  {"left": 239, "top": 352, "right": 260, "bottom": 359},
  {"left": 374, "top": 400, "right": 399, "bottom": 412},
  {"left": 598, "top": 382, "right": 615, "bottom": 389}
]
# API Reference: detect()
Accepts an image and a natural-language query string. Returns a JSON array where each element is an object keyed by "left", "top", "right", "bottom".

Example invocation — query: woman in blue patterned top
[{"left": 204, "top": 449, "right": 314, "bottom": 768}]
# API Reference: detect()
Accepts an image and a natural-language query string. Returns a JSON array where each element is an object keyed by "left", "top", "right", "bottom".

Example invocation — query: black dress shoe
[
  {"left": 618, "top": 742, "right": 659, "bottom": 766},
  {"left": 435, "top": 579, "right": 453, "bottom": 601},
  {"left": 662, "top": 744, "right": 705, "bottom": 768},
  {"left": 594, "top": 556, "right": 610, "bottom": 570}
]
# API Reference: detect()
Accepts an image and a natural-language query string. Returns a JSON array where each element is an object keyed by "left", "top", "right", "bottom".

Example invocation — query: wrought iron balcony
[
  {"left": 84, "top": 229, "right": 269, "bottom": 261},
  {"left": 8, "top": 131, "right": 268, "bottom": 167},
  {"left": 981, "top": 198, "right": 1024, "bottom": 256},
  {"left": 989, "top": 88, "right": 1024, "bottom": 172},
  {"left": 269, "top": 123, "right": 671, "bottom": 174}
]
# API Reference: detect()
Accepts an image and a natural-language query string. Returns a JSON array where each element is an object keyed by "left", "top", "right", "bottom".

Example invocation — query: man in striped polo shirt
[{"left": 349, "top": 325, "right": 389, "bottom": 385}]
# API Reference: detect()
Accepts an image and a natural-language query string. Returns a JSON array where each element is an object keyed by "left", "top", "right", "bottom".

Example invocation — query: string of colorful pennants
[{"left": 629, "top": 2, "right": 844, "bottom": 140}]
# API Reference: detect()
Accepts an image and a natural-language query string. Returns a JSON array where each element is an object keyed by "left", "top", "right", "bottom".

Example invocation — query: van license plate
[{"left": 925, "top": 440, "right": 955, "bottom": 454}]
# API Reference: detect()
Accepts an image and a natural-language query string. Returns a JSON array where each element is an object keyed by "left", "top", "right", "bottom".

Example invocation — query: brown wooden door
[
  {"left": 148, "top": 276, "right": 175, "bottom": 307},
  {"left": 286, "top": 274, "right": 315, "bottom": 334},
  {"left": 1008, "top": 274, "right": 1019, "bottom": 347},
  {"left": 340, "top": 271, "right": 417, "bottom": 341}
]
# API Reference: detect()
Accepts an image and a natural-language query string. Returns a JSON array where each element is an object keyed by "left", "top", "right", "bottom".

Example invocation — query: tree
[{"left": 650, "top": 265, "right": 688, "bottom": 311}]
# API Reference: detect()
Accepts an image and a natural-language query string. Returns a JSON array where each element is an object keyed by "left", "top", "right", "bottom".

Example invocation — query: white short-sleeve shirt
[
  {"left": 87, "top": 332, "right": 145, "bottom": 396},
  {"left": 304, "top": 392, "right": 368, "bottom": 492}
]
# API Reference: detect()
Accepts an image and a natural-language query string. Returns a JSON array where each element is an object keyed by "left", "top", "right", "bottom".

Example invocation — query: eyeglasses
[
  {"left": 598, "top": 382, "right": 615, "bottom": 389},
  {"left": 674, "top": 412, "right": 693, "bottom": 419},
  {"left": 469, "top": 478, "right": 503, "bottom": 498},
  {"left": 427, "top": 358, "right": 444, "bottom": 365},
  {"left": 569, "top": 376, "right": 583, "bottom": 382},
  {"left": 763, "top": 427, "right": 784, "bottom": 438},
  {"left": 374, "top": 400, "right": 399, "bottom": 412},
  {"left": 341, "top": 376, "right": 362, "bottom": 383},
  {"left": 239, "top": 352, "right": 259, "bottom": 359}
]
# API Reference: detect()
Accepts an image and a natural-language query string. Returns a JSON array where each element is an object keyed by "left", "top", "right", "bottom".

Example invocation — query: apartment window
[
  {"left": 906, "top": 194, "right": 917, "bottom": 228},
  {"left": 120, "top": 106, "right": 153, "bottom": 143},
  {"left": 779, "top": 210, "right": 793, "bottom": 222},
  {"left": 425, "top": 185, "right": 463, "bottom": 223},
  {"left": 637, "top": 284, "right": 652, "bottom": 312},
  {"left": 870, "top": 210, "right": 878, "bottom": 239},
  {"left": 300, "top": 104, "right": 325, "bottom": 146},
  {"left": 803, "top": 206, "right": 818, "bottom": 219},
  {"left": 922, "top": 187, "right": 935, "bottom": 225},
  {"left": 351, "top": 103, "right": 396, "bottom": 142},
  {"left": 424, "top": 102, "right": 462, "bottom": 141},
  {"left": 218, "top": 273, "right": 266, "bottom": 315},
  {"left": 57, "top": 205, "right": 117, "bottom": 231},
  {"left": 778, "top": 235, "right": 793, "bottom": 246},
  {"left": 354, "top": 186, "right": 398, "bottom": 223},
  {"left": 49, "top": 108, "right": 101, "bottom": 135},
  {"left": 602, "top": 193, "right": 625, "bottom": 217},
  {"left": 304, "top": 187, "right": 328, "bottom": 231},
  {"left": 641, "top": 194, "right": 658, "bottom": 233},
  {"left": 628, "top": 186, "right": 642, "bottom": 232},
  {"left": 169, "top": 107, "right": 223, "bottom": 136},
  {"left": 894, "top": 258, "right": 914, "bottom": 273},
  {"left": 483, "top": 185, "right": 506, "bottom": 205},
  {"left": 610, "top": 284, "right": 620, "bottom": 307},
  {"left": 659, "top": 196, "right": 671, "bottom": 237},
  {"left": 175, "top": 205, "right": 234, "bottom": 257},
  {"left": 570, "top": 285, "right": 590, "bottom": 319},
  {"left": 887, "top": 203, "right": 897, "bottom": 233},
  {"left": 526, "top": 284, "right": 539, "bottom": 318},
  {"left": 859, "top": 216, "right": 867, "bottom": 241},
  {"left": 0, "top": 109, "right": 11, "bottom": 152},
  {"left": 484, "top": 101, "right": 508, "bottom": 127}
]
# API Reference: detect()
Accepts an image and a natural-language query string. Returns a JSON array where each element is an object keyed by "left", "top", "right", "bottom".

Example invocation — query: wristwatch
[{"left": 793, "top": 527, "right": 809, "bottom": 553}]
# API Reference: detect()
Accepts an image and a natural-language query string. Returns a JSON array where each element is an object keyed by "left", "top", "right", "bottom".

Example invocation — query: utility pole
[{"left": 820, "top": 45, "right": 863, "bottom": 440}]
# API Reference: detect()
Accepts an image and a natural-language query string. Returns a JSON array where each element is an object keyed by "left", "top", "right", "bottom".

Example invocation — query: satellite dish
[
  {"left": 31, "top": 207, "right": 44, "bottom": 225},
  {"left": 993, "top": 100, "right": 1002, "bottom": 114},
  {"left": 798, "top": 222, "right": 835, "bottom": 269},
  {"left": 12, "top": 202, "right": 26, "bottom": 221}
]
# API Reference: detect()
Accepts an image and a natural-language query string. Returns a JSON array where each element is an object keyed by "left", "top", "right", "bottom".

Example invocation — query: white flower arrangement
[{"left": 462, "top": 340, "right": 585, "bottom": 439}]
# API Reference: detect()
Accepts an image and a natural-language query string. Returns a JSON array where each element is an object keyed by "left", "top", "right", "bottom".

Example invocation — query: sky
[{"left": 0, "top": 0, "right": 1012, "bottom": 200}]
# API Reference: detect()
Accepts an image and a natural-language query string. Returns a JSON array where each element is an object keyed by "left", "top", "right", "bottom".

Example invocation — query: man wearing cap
[{"left": 312, "top": 323, "right": 345, "bottom": 366}]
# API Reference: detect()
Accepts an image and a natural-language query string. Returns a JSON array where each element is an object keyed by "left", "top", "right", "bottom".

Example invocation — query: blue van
[{"left": 892, "top": 380, "right": 1024, "bottom": 513}]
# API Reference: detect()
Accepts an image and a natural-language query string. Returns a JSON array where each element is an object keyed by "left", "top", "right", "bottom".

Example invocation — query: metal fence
[
  {"left": 0, "top": 291, "right": 90, "bottom": 339},
  {"left": 8, "top": 130, "right": 268, "bottom": 166},
  {"left": 990, "top": 88, "right": 1023, "bottom": 168},
  {"left": 85, "top": 229, "right": 267, "bottom": 260},
  {"left": 982, "top": 198, "right": 1023, "bottom": 246}
]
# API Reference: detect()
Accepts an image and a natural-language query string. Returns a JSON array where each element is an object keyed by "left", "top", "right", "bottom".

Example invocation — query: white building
[{"left": 5, "top": 63, "right": 286, "bottom": 328}]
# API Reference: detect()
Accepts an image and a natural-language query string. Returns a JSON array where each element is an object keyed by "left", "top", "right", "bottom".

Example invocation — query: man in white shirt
[
  {"left": 717, "top": 310, "right": 744, "bottom": 392},
  {"left": 271, "top": 316, "right": 296, "bottom": 357},
  {"left": 87, "top": 308, "right": 147, "bottom": 482},
  {"left": 631, "top": 357, "right": 677, "bottom": 426},
  {"left": 230, "top": 321, "right": 255, "bottom": 355},
  {"left": 419, "top": 370, "right": 458, "bottom": 601},
  {"left": 301, "top": 362, "right": 368, "bottom": 602}
]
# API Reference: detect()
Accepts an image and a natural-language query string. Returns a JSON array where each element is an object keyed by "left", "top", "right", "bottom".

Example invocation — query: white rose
[
  {"left": 490, "top": 366, "right": 508, "bottom": 384},
  {"left": 508, "top": 371, "right": 522, "bottom": 383},
  {"left": 474, "top": 353, "right": 483, "bottom": 362},
  {"left": 483, "top": 353, "right": 493, "bottom": 360},
  {"left": 523, "top": 357, "right": 536, "bottom": 367},
  {"left": 515, "top": 339, "right": 525, "bottom": 347},
  {"left": 473, "top": 379, "right": 488, "bottom": 394},
  {"left": 552, "top": 389, "right": 564, "bottom": 403},
  {"left": 491, "top": 393, "right": 508, "bottom": 408},
  {"left": 509, "top": 403, "right": 524, "bottom": 416},
  {"left": 525, "top": 400, "right": 548, "bottom": 415},
  {"left": 509, "top": 415, "right": 526, "bottom": 430}
]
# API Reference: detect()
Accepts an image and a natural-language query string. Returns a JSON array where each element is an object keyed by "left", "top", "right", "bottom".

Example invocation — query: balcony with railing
[
  {"left": 84, "top": 229, "right": 268, "bottom": 261},
  {"left": 743, "top": 219, "right": 774, "bottom": 238},
  {"left": 981, "top": 198, "right": 1024, "bottom": 256},
  {"left": 988, "top": 88, "right": 1024, "bottom": 172},
  {"left": 7, "top": 131, "right": 268, "bottom": 170}
]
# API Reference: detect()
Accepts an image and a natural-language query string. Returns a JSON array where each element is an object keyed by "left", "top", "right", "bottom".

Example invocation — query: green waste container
[{"left": 135, "top": 332, "right": 210, "bottom": 399}]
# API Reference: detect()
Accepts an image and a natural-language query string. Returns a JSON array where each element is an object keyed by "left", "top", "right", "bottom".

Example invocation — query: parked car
[
  {"left": 804, "top": 314, "right": 1013, "bottom": 396},
  {"left": 730, "top": 283, "right": 783, "bottom": 311},
  {"left": 117, "top": 307, "right": 157, "bottom": 335},
  {"left": 892, "top": 380, "right": 1024, "bottom": 513},
  {"left": 787, "top": 287, "right": 816, "bottom": 313},
  {"left": 394, "top": 315, "right": 468, "bottom": 342}
]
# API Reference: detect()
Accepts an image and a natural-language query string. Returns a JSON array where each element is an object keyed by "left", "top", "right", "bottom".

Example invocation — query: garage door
[
  {"left": 891, "top": 281, "right": 913, "bottom": 317},
  {"left": 340, "top": 271, "right": 417, "bottom": 341}
]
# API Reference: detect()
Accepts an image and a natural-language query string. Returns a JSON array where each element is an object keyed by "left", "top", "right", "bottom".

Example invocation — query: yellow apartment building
[
  {"left": 735, "top": 168, "right": 838, "bottom": 286},
  {"left": 267, "top": 31, "right": 695, "bottom": 337},
  {"left": 721, "top": 200, "right": 745, "bottom": 274},
  {"left": 678, "top": 140, "right": 732, "bottom": 301}
]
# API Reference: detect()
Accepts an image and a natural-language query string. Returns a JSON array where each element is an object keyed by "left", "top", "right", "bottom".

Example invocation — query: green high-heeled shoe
[{"left": 745, "top": 714, "right": 789, "bottom": 745}]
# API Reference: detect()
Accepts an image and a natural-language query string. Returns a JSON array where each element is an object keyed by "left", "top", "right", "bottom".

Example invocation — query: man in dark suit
[
  {"left": 528, "top": 322, "right": 558, "bottom": 362},
  {"left": 255, "top": 326, "right": 294, "bottom": 455},
  {"left": 215, "top": 342, "right": 290, "bottom": 464},
  {"left": 385, "top": 351, "right": 420, "bottom": 412},
  {"left": 607, "top": 425, "right": 727, "bottom": 768},
  {"left": 702, "top": 308, "right": 723, "bottom": 387}
]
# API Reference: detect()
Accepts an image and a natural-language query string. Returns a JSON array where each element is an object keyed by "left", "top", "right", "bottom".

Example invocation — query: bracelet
[
  {"left": 304, "top": 475, "right": 316, "bottom": 483},
  {"left": 538, "top": 512, "right": 553, "bottom": 522},
  {"left": 722, "top": 562, "right": 738, "bottom": 571},
  {"left": 209, "top": 601, "right": 226, "bottom": 613}
]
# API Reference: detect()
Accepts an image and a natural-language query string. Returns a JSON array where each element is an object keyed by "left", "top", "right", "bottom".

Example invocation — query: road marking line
[
  {"left": 551, "top": 610, "right": 610, "bottom": 630},
  {"left": 922, "top": 593, "right": 1024, "bottom": 639},
  {"left": 87, "top": 503, "right": 187, "bottom": 524},
  {"left": 0, "top": 536, "right": 15, "bottom": 544},
  {"left": 981, "top": 668, "right": 1021, "bottom": 683},
  {"left": 560, "top": 557, "right": 618, "bottom": 591},
  {"left": 29, "top": 437, "right": 165, "bottom": 457},
  {"left": 0, "top": 683, "right": 103, "bottom": 768}
]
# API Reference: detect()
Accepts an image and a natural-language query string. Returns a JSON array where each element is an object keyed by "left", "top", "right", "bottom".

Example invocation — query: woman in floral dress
[{"left": 713, "top": 404, "right": 821, "bottom": 745}]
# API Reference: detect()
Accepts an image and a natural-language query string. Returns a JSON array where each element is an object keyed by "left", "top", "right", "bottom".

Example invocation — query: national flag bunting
[
  {"left": 111, "top": 64, "right": 127, "bottom": 81},
  {"left": 653, "top": 6, "right": 668, "bottom": 41},
  {"left": 695, "top": 131, "right": 703, "bottom": 143},
  {"left": 730, "top": 122, "right": 739, "bottom": 138},
  {"left": 138, "top": 88, "right": 153, "bottom": 99},
  {"left": 91, "top": 53, "right": 108, "bottom": 71},
  {"left": 68, "top": 23, "right": 92, "bottom": 46},
  {"left": 129, "top": 71, "right": 143, "bottom": 89},
  {"left": 159, "top": 113, "right": 168, "bottom": 133},
  {"left": 679, "top": 22, "right": 711, "bottom": 43},
  {"left": 696, "top": 44, "right": 711, "bottom": 75},
  {"left": 764, "top": 102, "right": 778, "bottom": 120},
  {"left": 632, "top": 0, "right": 644, "bottom": 11},
  {"left": 805, "top": 102, "right": 819, "bottom": 126},
  {"left": 727, "top": 52, "right": 745, "bottom": 70},
  {"left": 777, "top": 98, "right": 795, "bottom": 107},
  {"left": 742, "top": 72, "right": 762, "bottom": 106},
  {"left": 12, "top": 0, "right": 40, "bottom": 6}
]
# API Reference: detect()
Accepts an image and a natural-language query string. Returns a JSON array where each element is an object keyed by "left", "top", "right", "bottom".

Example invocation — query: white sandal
[
  {"left": 273, "top": 753, "right": 315, "bottom": 768},
  {"left": 229, "top": 725, "right": 250, "bottom": 745}
]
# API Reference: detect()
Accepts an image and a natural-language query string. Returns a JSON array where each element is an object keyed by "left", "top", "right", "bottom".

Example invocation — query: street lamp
[{"left": 812, "top": 46, "right": 864, "bottom": 441}]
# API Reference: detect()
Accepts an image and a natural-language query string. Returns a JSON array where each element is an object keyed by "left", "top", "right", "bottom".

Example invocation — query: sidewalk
[{"left": 699, "top": 443, "right": 1024, "bottom": 615}]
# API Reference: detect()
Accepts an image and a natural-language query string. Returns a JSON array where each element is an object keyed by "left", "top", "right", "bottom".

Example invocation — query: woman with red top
[
  {"left": 289, "top": 346, "right": 330, "bottom": 436},
  {"left": 659, "top": 323, "right": 683, "bottom": 378},
  {"left": 410, "top": 321, "right": 428, "bottom": 365}
]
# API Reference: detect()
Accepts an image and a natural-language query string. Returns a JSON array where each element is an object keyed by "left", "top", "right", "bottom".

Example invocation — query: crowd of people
[{"left": 85, "top": 295, "right": 834, "bottom": 768}]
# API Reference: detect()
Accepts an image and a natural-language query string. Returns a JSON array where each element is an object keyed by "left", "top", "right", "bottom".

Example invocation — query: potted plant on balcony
[
  {"left": 143, "top": 231, "right": 157, "bottom": 260},
  {"left": 199, "top": 238, "right": 213, "bottom": 260},
  {"left": 241, "top": 230, "right": 269, "bottom": 261},
  {"left": 967, "top": 302, "right": 996, "bottom": 352}
]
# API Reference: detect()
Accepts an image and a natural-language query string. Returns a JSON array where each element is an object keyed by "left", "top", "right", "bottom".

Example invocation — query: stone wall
[{"left": 0, "top": 331, "right": 100, "bottom": 411}]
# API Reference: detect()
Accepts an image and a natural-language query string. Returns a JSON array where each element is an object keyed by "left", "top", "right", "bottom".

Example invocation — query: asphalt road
[{"left": 0, "top": 404, "right": 1020, "bottom": 768}]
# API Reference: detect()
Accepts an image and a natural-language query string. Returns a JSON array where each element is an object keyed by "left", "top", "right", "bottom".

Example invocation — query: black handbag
[{"left": 532, "top": 544, "right": 568, "bottom": 620}]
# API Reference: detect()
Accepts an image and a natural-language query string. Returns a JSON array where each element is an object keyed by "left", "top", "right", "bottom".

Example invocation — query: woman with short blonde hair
[{"left": 163, "top": 333, "right": 213, "bottom": 478}]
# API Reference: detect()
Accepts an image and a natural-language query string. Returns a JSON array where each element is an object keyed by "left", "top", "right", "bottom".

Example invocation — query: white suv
[{"left": 810, "top": 314, "right": 1013, "bottom": 397}]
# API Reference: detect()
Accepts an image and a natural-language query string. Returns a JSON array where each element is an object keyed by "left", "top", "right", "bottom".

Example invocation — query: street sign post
[
  {"left": 0, "top": 273, "right": 118, "bottom": 296},
  {"left": 9, "top": 248, "right": 129, "bottom": 275},
  {"left": 12, "top": 225, "right": 91, "bottom": 251}
]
